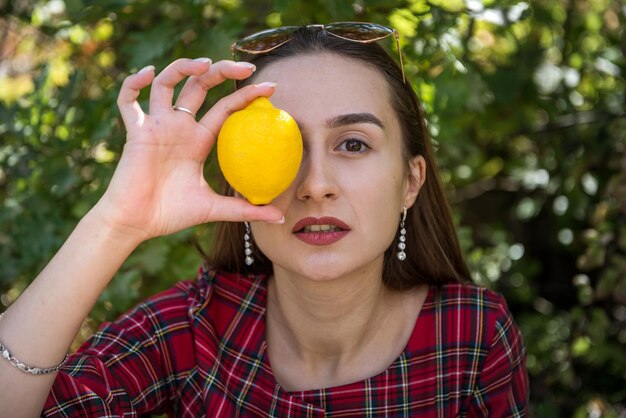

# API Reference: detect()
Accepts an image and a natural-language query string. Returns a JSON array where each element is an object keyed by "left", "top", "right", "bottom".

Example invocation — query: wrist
[{"left": 82, "top": 203, "right": 148, "bottom": 250}]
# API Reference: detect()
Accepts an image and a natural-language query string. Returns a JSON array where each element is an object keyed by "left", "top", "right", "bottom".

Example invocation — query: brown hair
[{"left": 209, "top": 27, "right": 470, "bottom": 289}]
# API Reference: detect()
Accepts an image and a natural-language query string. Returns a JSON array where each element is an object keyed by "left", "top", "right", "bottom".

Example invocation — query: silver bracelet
[{"left": 0, "top": 311, "right": 69, "bottom": 375}]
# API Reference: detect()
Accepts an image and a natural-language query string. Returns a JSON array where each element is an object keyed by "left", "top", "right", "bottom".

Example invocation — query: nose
[{"left": 295, "top": 149, "right": 339, "bottom": 202}]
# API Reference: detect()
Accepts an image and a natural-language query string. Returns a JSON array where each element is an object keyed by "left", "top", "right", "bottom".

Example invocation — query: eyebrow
[{"left": 324, "top": 113, "right": 385, "bottom": 130}]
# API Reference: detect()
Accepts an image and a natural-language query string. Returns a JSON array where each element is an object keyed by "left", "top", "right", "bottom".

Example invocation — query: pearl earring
[
  {"left": 397, "top": 206, "right": 407, "bottom": 261},
  {"left": 244, "top": 222, "right": 254, "bottom": 266}
]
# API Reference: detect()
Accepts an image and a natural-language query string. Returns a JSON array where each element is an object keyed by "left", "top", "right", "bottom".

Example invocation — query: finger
[
  {"left": 149, "top": 58, "right": 212, "bottom": 114},
  {"left": 204, "top": 195, "right": 285, "bottom": 224},
  {"left": 117, "top": 65, "right": 155, "bottom": 128},
  {"left": 196, "top": 82, "right": 277, "bottom": 139},
  {"left": 174, "top": 60, "right": 257, "bottom": 112}
]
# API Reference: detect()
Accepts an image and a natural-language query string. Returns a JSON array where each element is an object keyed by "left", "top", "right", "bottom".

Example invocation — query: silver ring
[{"left": 172, "top": 105, "right": 196, "bottom": 119}]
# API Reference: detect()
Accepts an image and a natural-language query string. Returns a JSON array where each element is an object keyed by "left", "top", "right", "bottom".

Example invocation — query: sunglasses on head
[{"left": 231, "top": 22, "right": 405, "bottom": 83}]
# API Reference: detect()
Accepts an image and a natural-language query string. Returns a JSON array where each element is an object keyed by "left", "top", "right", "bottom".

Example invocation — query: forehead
[{"left": 252, "top": 53, "right": 395, "bottom": 128}]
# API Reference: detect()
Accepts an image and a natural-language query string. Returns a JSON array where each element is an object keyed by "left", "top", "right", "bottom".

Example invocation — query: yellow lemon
[{"left": 217, "top": 97, "right": 303, "bottom": 205}]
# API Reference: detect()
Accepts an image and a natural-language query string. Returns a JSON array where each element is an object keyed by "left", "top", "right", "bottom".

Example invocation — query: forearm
[
  {"left": 0, "top": 58, "right": 282, "bottom": 418},
  {"left": 0, "top": 206, "right": 143, "bottom": 418}
]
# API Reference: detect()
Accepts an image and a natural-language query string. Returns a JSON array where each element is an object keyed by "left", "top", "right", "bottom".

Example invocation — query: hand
[{"left": 93, "top": 58, "right": 283, "bottom": 242}]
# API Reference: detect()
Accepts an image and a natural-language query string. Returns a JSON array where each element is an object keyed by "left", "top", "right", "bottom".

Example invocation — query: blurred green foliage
[{"left": 1, "top": 0, "right": 625, "bottom": 416}]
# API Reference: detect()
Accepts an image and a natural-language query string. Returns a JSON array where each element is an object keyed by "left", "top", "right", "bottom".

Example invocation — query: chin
[
  {"left": 279, "top": 254, "right": 382, "bottom": 284},
  {"left": 299, "top": 269, "right": 348, "bottom": 283}
]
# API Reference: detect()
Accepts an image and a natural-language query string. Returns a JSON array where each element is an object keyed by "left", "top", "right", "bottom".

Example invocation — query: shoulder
[
  {"left": 407, "top": 283, "right": 528, "bottom": 406},
  {"left": 191, "top": 266, "right": 268, "bottom": 308},
  {"left": 183, "top": 267, "right": 268, "bottom": 335},
  {"left": 430, "top": 283, "right": 512, "bottom": 317},
  {"left": 433, "top": 285, "right": 530, "bottom": 413},
  {"left": 433, "top": 283, "right": 527, "bottom": 367},
  {"left": 101, "top": 267, "right": 267, "bottom": 334},
  {"left": 414, "top": 283, "right": 522, "bottom": 352},
  {"left": 144, "top": 266, "right": 266, "bottom": 309}
]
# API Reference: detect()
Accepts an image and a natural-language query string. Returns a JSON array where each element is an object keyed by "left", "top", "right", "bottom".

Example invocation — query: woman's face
[{"left": 250, "top": 52, "right": 424, "bottom": 282}]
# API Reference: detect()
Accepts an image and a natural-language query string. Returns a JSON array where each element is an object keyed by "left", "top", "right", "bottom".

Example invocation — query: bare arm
[
  {"left": 0, "top": 58, "right": 282, "bottom": 418},
  {"left": 0, "top": 208, "right": 143, "bottom": 417}
]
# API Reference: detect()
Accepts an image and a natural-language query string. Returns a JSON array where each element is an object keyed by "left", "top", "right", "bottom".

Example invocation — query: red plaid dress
[{"left": 43, "top": 267, "right": 528, "bottom": 417}]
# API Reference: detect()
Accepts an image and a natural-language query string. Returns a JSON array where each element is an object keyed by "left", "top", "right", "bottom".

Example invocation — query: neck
[
  {"left": 266, "top": 260, "right": 424, "bottom": 390},
  {"left": 269, "top": 263, "right": 388, "bottom": 358}
]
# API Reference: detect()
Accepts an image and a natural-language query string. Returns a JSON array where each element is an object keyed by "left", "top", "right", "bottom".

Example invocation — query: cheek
[
  {"left": 346, "top": 155, "right": 407, "bottom": 199},
  {"left": 346, "top": 161, "right": 407, "bottom": 231},
  {"left": 248, "top": 223, "right": 278, "bottom": 259}
]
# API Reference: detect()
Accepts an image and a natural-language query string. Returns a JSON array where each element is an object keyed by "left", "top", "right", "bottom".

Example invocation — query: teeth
[{"left": 303, "top": 224, "right": 341, "bottom": 232}]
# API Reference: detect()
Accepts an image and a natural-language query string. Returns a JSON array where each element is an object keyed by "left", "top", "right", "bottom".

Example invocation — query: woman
[{"left": 0, "top": 24, "right": 528, "bottom": 417}]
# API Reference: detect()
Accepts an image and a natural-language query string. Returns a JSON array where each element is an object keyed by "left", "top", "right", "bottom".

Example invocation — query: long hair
[{"left": 209, "top": 27, "right": 470, "bottom": 289}]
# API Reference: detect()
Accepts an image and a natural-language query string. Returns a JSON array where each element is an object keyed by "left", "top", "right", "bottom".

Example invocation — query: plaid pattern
[{"left": 43, "top": 268, "right": 528, "bottom": 417}]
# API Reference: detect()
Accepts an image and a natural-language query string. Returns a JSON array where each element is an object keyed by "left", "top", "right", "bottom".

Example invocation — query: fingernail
[
  {"left": 138, "top": 65, "right": 155, "bottom": 73},
  {"left": 256, "top": 81, "right": 276, "bottom": 89},
  {"left": 236, "top": 62, "right": 256, "bottom": 72},
  {"left": 194, "top": 57, "right": 212, "bottom": 63},
  {"left": 267, "top": 216, "right": 285, "bottom": 224}
]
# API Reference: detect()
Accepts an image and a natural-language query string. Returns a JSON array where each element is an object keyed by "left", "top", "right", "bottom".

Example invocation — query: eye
[{"left": 338, "top": 138, "right": 369, "bottom": 153}]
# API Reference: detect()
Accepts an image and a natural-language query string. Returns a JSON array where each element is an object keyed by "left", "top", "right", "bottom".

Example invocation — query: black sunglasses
[{"left": 231, "top": 22, "right": 405, "bottom": 83}]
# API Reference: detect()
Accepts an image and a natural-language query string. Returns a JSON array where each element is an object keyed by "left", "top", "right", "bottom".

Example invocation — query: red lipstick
[{"left": 292, "top": 217, "right": 351, "bottom": 245}]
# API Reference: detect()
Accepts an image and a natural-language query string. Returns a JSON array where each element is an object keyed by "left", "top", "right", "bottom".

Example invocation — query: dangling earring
[
  {"left": 244, "top": 222, "right": 254, "bottom": 266},
  {"left": 397, "top": 206, "right": 407, "bottom": 261}
]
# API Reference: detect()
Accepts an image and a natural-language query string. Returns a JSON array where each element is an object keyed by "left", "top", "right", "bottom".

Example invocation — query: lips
[{"left": 292, "top": 217, "right": 351, "bottom": 245}]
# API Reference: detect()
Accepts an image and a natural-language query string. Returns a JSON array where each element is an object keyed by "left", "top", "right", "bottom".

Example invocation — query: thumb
[{"left": 201, "top": 194, "right": 285, "bottom": 224}]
